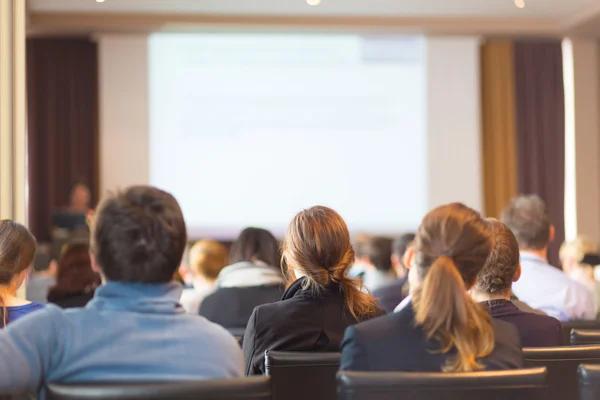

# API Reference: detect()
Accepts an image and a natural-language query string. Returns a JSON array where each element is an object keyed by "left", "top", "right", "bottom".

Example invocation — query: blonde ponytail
[{"left": 413, "top": 256, "right": 494, "bottom": 372}]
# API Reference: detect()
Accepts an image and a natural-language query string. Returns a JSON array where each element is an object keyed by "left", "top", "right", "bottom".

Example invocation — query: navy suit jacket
[
  {"left": 371, "top": 277, "right": 408, "bottom": 314},
  {"left": 340, "top": 301, "right": 523, "bottom": 372},
  {"left": 481, "top": 299, "right": 564, "bottom": 347}
]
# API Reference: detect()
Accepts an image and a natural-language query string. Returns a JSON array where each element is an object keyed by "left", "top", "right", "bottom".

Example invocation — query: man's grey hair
[{"left": 500, "top": 194, "right": 551, "bottom": 251}]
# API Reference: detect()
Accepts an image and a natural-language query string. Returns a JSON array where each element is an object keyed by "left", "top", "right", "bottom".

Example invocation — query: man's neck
[
  {"left": 470, "top": 289, "right": 511, "bottom": 303},
  {"left": 521, "top": 248, "right": 548, "bottom": 262}
]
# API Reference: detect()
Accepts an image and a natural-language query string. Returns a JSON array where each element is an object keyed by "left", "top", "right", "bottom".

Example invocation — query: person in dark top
[
  {"left": 340, "top": 203, "right": 523, "bottom": 372},
  {"left": 243, "top": 206, "right": 384, "bottom": 375},
  {"left": 47, "top": 241, "right": 101, "bottom": 309},
  {"left": 471, "top": 219, "right": 564, "bottom": 347},
  {"left": 0, "top": 220, "right": 43, "bottom": 327},
  {"left": 372, "top": 233, "right": 415, "bottom": 313},
  {"left": 200, "top": 228, "right": 285, "bottom": 334}
]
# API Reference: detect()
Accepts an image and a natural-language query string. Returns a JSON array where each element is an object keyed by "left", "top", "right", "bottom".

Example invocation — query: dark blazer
[
  {"left": 243, "top": 277, "right": 382, "bottom": 375},
  {"left": 200, "top": 285, "right": 283, "bottom": 332},
  {"left": 340, "top": 301, "right": 523, "bottom": 372},
  {"left": 371, "top": 277, "right": 408, "bottom": 314},
  {"left": 481, "top": 299, "right": 564, "bottom": 347},
  {"left": 47, "top": 290, "right": 95, "bottom": 309}
]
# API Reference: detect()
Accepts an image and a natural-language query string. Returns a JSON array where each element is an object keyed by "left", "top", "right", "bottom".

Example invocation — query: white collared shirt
[
  {"left": 394, "top": 295, "right": 412, "bottom": 313},
  {"left": 513, "top": 252, "right": 596, "bottom": 321}
]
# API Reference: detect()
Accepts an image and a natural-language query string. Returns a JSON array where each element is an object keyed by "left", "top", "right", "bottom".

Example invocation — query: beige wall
[
  {"left": 98, "top": 34, "right": 149, "bottom": 197},
  {"left": 425, "top": 36, "right": 483, "bottom": 212},
  {"left": 566, "top": 39, "right": 600, "bottom": 243}
]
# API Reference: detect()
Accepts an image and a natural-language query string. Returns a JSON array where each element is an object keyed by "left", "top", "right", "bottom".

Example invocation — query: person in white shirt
[
  {"left": 501, "top": 195, "right": 596, "bottom": 321},
  {"left": 560, "top": 236, "right": 600, "bottom": 317},
  {"left": 180, "top": 240, "right": 228, "bottom": 314}
]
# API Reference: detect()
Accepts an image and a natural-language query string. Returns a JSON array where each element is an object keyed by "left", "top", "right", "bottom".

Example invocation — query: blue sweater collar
[{"left": 86, "top": 281, "right": 185, "bottom": 314}]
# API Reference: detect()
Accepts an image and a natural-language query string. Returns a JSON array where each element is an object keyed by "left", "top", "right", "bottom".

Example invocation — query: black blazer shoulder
[
  {"left": 242, "top": 278, "right": 376, "bottom": 375},
  {"left": 199, "top": 284, "right": 283, "bottom": 331},
  {"left": 340, "top": 302, "right": 523, "bottom": 372}
]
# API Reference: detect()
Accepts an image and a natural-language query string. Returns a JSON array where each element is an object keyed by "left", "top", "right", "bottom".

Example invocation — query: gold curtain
[{"left": 481, "top": 40, "right": 518, "bottom": 218}]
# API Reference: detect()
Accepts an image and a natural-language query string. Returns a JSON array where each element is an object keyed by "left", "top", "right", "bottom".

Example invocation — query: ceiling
[
  {"left": 26, "top": 0, "right": 600, "bottom": 37},
  {"left": 25, "top": 0, "right": 597, "bottom": 18}
]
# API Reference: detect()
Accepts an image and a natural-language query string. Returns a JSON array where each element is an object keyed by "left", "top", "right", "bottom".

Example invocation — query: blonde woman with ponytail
[
  {"left": 242, "top": 206, "right": 383, "bottom": 375},
  {"left": 0, "top": 220, "right": 39, "bottom": 328},
  {"left": 340, "top": 203, "right": 523, "bottom": 372}
]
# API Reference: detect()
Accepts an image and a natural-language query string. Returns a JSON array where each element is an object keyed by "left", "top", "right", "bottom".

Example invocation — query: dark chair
[
  {"left": 337, "top": 368, "right": 547, "bottom": 400},
  {"left": 524, "top": 345, "right": 600, "bottom": 400},
  {"left": 571, "top": 330, "right": 600, "bottom": 345},
  {"left": 579, "top": 364, "right": 600, "bottom": 400},
  {"left": 264, "top": 351, "right": 340, "bottom": 400},
  {"left": 46, "top": 377, "right": 272, "bottom": 400},
  {"left": 563, "top": 321, "right": 600, "bottom": 344}
]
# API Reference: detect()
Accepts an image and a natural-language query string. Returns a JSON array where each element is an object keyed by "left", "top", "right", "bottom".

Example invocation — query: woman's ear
[
  {"left": 404, "top": 247, "right": 414, "bottom": 270},
  {"left": 513, "top": 263, "right": 522, "bottom": 283}
]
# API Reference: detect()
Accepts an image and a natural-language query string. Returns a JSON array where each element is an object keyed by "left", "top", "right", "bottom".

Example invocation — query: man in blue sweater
[{"left": 0, "top": 186, "right": 243, "bottom": 394}]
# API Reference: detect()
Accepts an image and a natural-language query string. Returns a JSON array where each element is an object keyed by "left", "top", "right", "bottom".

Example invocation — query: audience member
[
  {"left": 180, "top": 240, "right": 228, "bottom": 314},
  {"left": 243, "top": 206, "right": 383, "bottom": 375},
  {"left": 340, "top": 203, "right": 523, "bottom": 372},
  {"left": 372, "top": 233, "right": 415, "bottom": 313},
  {"left": 560, "top": 236, "right": 600, "bottom": 315},
  {"left": 47, "top": 241, "right": 101, "bottom": 308},
  {"left": 26, "top": 251, "right": 55, "bottom": 304},
  {"left": 501, "top": 195, "right": 596, "bottom": 321},
  {"left": 471, "top": 219, "right": 563, "bottom": 347},
  {"left": 0, "top": 186, "right": 243, "bottom": 393},
  {"left": 200, "top": 227, "right": 284, "bottom": 332},
  {"left": 357, "top": 237, "right": 395, "bottom": 292},
  {"left": 0, "top": 220, "right": 42, "bottom": 327}
]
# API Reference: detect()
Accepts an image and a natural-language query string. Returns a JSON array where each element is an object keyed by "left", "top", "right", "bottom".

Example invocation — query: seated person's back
[
  {"left": 501, "top": 195, "right": 596, "bottom": 321},
  {"left": 0, "top": 220, "right": 44, "bottom": 326},
  {"left": 47, "top": 241, "right": 101, "bottom": 309},
  {"left": 340, "top": 203, "right": 523, "bottom": 372},
  {"left": 560, "top": 237, "right": 600, "bottom": 317},
  {"left": 471, "top": 219, "right": 563, "bottom": 347},
  {"left": 372, "top": 233, "right": 415, "bottom": 313},
  {"left": 180, "top": 240, "right": 228, "bottom": 314},
  {"left": 200, "top": 227, "right": 284, "bottom": 331},
  {"left": 243, "top": 206, "right": 383, "bottom": 375},
  {"left": 0, "top": 186, "right": 243, "bottom": 394}
]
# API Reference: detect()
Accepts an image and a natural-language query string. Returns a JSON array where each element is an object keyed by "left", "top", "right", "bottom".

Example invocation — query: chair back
[
  {"left": 579, "top": 364, "right": 600, "bottom": 400},
  {"left": 524, "top": 345, "right": 600, "bottom": 400},
  {"left": 264, "top": 351, "right": 340, "bottom": 400},
  {"left": 46, "top": 377, "right": 272, "bottom": 400},
  {"left": 571, "top": 330, "right": 600, "bottom": 346},
  {"left": 337, "top": 368, "right": 547, "bottom": 400},
  {"left": 563, "top": 321, "right": 600, "bottom": 344}
]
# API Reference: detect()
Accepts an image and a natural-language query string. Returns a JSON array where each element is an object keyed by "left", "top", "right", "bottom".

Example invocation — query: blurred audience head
[
  {"left": 391, "top": 233, "right": 415, "bottom": 277},
  {"left": 90, "top": 186, "right": 187, "bottom": 283},
  {"left": 70, "top": 183, "right": 91, "bottom": 212},
  {"left": 357, "top": 237, "right": 393, "bottom": 273},
  {"left": 0, "top": 220, "right": 36, "bottom": 326},
  {"left": 501, "top": 194, "right": 553, "bottom": 252},
  {"left": 229, "top": 227, "right": 279, "bottom": 268},
  {"left": 47, "top": 241, "right": 100, "bottom": 301},
  {"left": 408, "top": 203, "right": 494, "bottom": 372},
  {"left": 474, "top": 219, "right": 520, "bottom": 297},
  {"left": 189, "top": 240, "right": 228, "bottom": 283},
  {"left": 282, "top": 206, "right": 381, "bottom": 320},
  {"left": 560, "top": 235, "right": 598, "bottom": 275}
]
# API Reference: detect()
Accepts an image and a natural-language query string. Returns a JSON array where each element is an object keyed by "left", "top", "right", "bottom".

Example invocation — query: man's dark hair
[
  {"left": 91, "top": 186, "right": 187, "bottom": 283},
  {"left": 229, "top": 227, "right": 280, "bottom": 268},
  {"left": 500, "top": 194, "right": 551, "bottom": 251},
  {"left": 476, "top": 219, "right": 520, "bottom": 294},
  {"left": 364, "top": 237, "right": 393, "bottom": 272},
  {"left": 393, "top": 233, "right": 416, "bottom": 258}
]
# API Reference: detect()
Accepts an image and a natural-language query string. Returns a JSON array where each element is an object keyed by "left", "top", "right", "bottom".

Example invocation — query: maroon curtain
[
  {"left": 27, "top": 38, "right": 99, "bottom": 241},
  {"left": 513, "top": 41, "right": 565, "bottom": 267}
]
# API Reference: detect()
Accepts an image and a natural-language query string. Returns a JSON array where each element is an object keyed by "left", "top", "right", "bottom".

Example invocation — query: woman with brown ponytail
[
  {"left": 0, "top": 220, "right": 40, "bottom": 328},
  {"left": 340, "top": 203, "right": 523, "bottom": 372},
  {"left": 242, "top": 206, "right": 383, "bottom": 375}
]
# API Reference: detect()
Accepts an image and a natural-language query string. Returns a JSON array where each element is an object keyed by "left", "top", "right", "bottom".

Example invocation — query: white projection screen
[{"left": 149, "top": 33, "right": 427, "bottom": 239}]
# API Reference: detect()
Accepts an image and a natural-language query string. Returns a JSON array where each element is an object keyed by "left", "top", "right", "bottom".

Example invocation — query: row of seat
[{"left": 30, "top": 364, "right": 600, "bottom": 400}]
